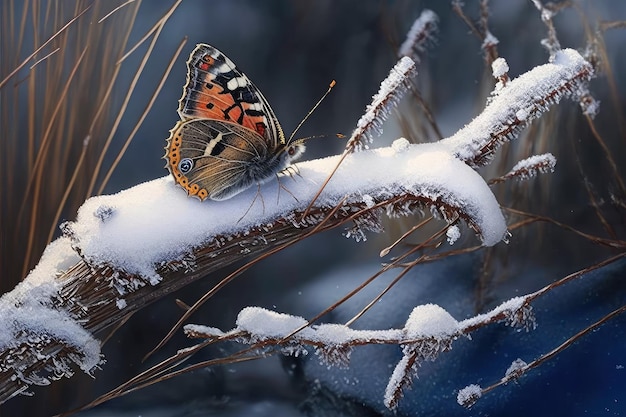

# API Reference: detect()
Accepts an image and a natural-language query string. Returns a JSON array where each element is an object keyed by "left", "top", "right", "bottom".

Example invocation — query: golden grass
[{"left": 0, "top": 0, "right": 183, "bottom": 293}]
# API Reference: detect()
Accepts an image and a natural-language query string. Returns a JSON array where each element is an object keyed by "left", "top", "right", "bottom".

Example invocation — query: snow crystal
[
  {"left": 183, "top": 324, "right": 225, "bottom": 337},
  {"left": 509, "top": 153, "right": 556, "bottom": 179},
  {"left": 404, "top": 304, "right": 459, "bottom": 339},
  {"left": 391, "top": 137, "right": 410, "bottom": 153},
  {"left": 515, "top": 108, "right": 528, "bottom": 121},
  {"left": 491, "top": 57, "right": 509, "bottom": 78},
  {"left": 236, "top": 307, "right": 310, "bottom": 339},
  {"left": 398, "top": 9, "right": 438, "bottom": 59},
  {"left": 482, "top": 30, "right": 499, "bottom": 49},
  {"left": 362, "top": 194, "right": 375, "bottom": 208},
  {"left": 313, "top": 323, "right": 355, "bottom": 345},
  {"left": 459, "top": 295, "right": 530, "bottom": 330},
  {"left": 457, "top": 384, "right": 482, "bottom": 407},
  {"left": 504, "top": 358, "right": 527, "bottom": 380},
  {"left": 0, "top": 282, "right": 102, "bottom": 375},
  {"left": 446, "top": 225, "right": 461, "bottom": 245},
  {"left": 350, "top": 56, "right": 416, "bottom": 149},
  {"left": 0, "top": 236, "right": 101, "bottom": 379},
  {"left": 440, "top": 48, "right": 593, "bottom": 164}
]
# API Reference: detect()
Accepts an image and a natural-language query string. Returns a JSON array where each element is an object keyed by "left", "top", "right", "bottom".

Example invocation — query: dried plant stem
[
  {"left": 97, "top": 37, "right": 188, "bottom": 194},
  {"left": 476, "top": 303, "right": 626, "bottom": 401},
  {"left": 0, "top": 5, "right": 91, "bottom": 89}
]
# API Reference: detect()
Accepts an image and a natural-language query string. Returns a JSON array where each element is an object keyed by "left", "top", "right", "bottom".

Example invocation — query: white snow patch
[
  {"left": 457, "top": 383, "right": 482, "bottom": 406},
  {"left": 491, "top": 57, "right": 509, "bottom": 78},
  {"left": 482, "top": 30, "right": 499, "bottom": 49},
  {"left": 510, "top": 153, "right": 556, "bottom": 177},
  {"left": 504, "top": 358, "right": 527, "bottom": 379},
  {"left": 183, "top": 324, "right": 225, "bottom": 337},
  {"left": 398, "top": 9, "right": 438, "bottom": 59},
  {"left": 459, "top": 296, "right": 528, "bottom": 329},
  {"left": 391, "top": 137, "right": 410, "bottom": 153},
  {"left": 404, "top": 304, "right": 459, "bottom": 339},
  {"left": 446, "top": 225, "right": 461, "bottom": 245},
  {"left": 0, "top": 236, "right": 101, "bottom": 376},
  {"left": 236, "top": 307, "right": 309, "bottom": 339},
  {"left": 65, "top": 142, "right": 507, "bottom": 282},
  {"left": 362, "top": 194, "right": 375, "bottom": 208},
  {"left": 439, "top": 48, "right": 592, "bottom": 162}
]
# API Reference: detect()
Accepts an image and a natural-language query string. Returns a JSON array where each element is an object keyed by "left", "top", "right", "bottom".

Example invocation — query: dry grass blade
[
  {"left": 0, "top": 5, "right": 91, "bottom": 89},
  {"left": 97, "top": 37, "right": 188, "bottom": 194},
  {"left": 85, "top": 2, "right": 180, "bottom": 197}
]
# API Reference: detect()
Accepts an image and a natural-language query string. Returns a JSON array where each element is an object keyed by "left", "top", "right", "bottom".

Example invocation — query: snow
[
  {"left": 446, "top": 225, "right": 461, "bottom": 245},
  {"left": 491, "top": 57, "right": 509, "bottom": 78},
  {"left": 509, "top": 153, "right": 556, "bottom": 179},
  {"left": 482, "top": 30, "right": 499, "bottom": 49},
  {"left": 236, "top": 307, "right": 310, "bottom": 339},
  {"left": 457, "top": 384, "right": 482, "bottom": 407},
  {"left": 404, "top": 304, "right": 459, "bottom": 339},
  {"left": 0, "top": 236, "right": 101, "bottom": 371},
  {"left": 398, "top": 9, "right": 438, "bottom": 59},
  {"left": 459, "top": 296, "right": 529, "bottom": 330},
  {"left": 350, "top": 57, "right": 416, "bottom": 149},
  {"left": 391, "top": 137, "right": 410, "bottom": 153},
  {"left": 232, "top": 307, "right": 403, "bottom": 345},
  {"left": 63, "top": 141, "right": 507, "bottom": 282},
  {"left": 0, "top": 253, "right": 101, "bottom": 378},
  {"left": 504, "top": 358, "right": 527, "bottom": 380},
  {"left": 439, "top": 48, "right": 593, "bottom": 163}
]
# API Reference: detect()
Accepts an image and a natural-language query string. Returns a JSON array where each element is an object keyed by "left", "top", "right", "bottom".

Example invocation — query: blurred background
[{"left": 1, "top": 1, "right": 625, "bottom": 416}]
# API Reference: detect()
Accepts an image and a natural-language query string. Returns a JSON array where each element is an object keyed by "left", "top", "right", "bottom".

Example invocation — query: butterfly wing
[
  {"left": 178, "top": 43, "right": 285, "bottom": 148},
  {"left": 165, "top": 118, "right": 280, "bottom": 201}
]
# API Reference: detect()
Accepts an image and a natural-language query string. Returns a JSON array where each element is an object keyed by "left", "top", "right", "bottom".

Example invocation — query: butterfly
[{"left": 164, "top": 43, "right": 305, "bottom": 201}]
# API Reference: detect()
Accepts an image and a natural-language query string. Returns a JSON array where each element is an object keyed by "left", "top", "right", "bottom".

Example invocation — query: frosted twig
[
  {"left": 302, "top": 57, "right": 417, "bottom": 216},
  {"left": 347, "top": 56, "right": 417, "bottom": 153},
  {"left": 488, "top": 153, "right": 556, "bottom": 184},
  {"left": 531, "top": 0, "right": 572, "bottom": 56},
  {"left": 440, "top": 49, "right": 594, "bottom": 166},
  {"left": 458, "top": 303, "right": 626, "bottom": 408},
  {"left": 398, "top": 9, "right": 438, "bottom": 61}
]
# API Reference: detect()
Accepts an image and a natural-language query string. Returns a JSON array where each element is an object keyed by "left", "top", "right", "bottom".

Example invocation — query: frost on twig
[
  {"left": 346, "top": 56, "right": 417, "bottom": 152},
  {"left": 489, "top": 153, "right": 557, "bottom": 184},
  {"left": 185, "top": 296, "right": 541, "bottom": 411},
  {"left": 440, "top": 49, "right": 594, "bottom": 167},
  {"left": 398, "top": 9, "right": 438, "bottom": 62}
]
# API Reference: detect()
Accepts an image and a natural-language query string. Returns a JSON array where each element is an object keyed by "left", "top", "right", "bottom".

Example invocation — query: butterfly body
[{"left": 165, "top": 44, "right": 304, "bottom": 201}]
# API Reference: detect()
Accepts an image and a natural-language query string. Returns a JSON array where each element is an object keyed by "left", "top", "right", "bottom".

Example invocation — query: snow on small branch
[
  {"left": 346, "top": 57, "right": 416, "bottom": 153},
  {"left": 458, "top": 303, "right": 626, "bottom": 408},
  {"left": 489, "top": 153, "right": 557, "bottom": 184},
  {"left": 183, "top": 299, "right": 534, "bottom": 411},
  {"left": 384, "top": 305, "right": 460, "bottom": 410},
  {"left": 439, "top": 48, "right": 594, "bottom": 167},
  {"left": 398, "top": 9, "right": 438, "bottom": 62}
]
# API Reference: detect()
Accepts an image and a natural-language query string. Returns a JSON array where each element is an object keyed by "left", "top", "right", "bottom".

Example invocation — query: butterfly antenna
[{"left": 288, "top": 80, "right": 336, "bottom": 143}]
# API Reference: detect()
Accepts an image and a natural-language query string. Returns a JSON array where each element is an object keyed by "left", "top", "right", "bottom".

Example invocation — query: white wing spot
[
  {"left": 227, "top": 76, "right": 247, "bottom": 92},
  {"left": 204, "top": 132, "right": 224, "bottom": 156}
]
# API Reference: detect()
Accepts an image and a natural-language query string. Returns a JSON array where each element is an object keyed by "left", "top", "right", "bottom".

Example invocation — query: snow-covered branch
[
  {"left": 182, "top": 295, "right": 536, "bottom": 411},
  {"left": 0, "top": 46, "right": 596, "bottom": 405},
  {"left": 439, "top": 49, "right": 594, "bottom": 166}
]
